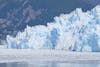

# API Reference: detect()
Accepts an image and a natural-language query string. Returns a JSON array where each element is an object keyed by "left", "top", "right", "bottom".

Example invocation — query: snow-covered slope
[{"left": 6, "top": 5, "right": 100, "bottom": 52}]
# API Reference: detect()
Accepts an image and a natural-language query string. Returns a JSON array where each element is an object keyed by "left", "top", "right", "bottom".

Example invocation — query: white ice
[{"left": 6, "top": 5, "right": 100, "bottom": 52}]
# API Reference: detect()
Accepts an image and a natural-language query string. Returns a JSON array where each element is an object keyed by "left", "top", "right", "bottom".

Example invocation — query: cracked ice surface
[{"left": 6, "top": 5, "right": 100, "bottom": 52}]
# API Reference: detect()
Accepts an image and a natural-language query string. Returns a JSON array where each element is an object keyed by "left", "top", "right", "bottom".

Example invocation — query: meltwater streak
[{"left": 6, "top": 5, "right": 100, "bottom": 52}]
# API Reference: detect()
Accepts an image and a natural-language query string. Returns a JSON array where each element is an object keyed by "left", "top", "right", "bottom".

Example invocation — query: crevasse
[{"left": 6, "top": 5, "right": 100, "bottom": 52}]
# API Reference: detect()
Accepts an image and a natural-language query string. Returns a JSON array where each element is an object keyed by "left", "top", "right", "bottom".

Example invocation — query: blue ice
[{"left": 6, "top": 5, "right": 100, "bottom": 52}]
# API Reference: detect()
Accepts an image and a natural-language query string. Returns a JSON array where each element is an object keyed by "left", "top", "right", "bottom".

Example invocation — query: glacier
[{"left": 6, "top": 5, "right": 100, "bottom": 52}]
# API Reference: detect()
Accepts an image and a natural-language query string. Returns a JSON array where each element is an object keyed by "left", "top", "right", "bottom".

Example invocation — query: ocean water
[{"left": 0, "top": 61, "right": 100, "bottom": 67}]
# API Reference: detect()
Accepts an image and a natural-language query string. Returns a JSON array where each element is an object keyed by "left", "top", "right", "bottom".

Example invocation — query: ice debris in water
[{"left": 6, "top": 5, "right": 100, "bottom": 52}]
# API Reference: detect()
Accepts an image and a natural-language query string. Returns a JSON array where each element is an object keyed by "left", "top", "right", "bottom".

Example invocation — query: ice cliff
[{"left": 6, "top": 5, "right": 100, "bottom": 52}]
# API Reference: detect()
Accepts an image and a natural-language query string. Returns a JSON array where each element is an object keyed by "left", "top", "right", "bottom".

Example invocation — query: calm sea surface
[{"left": 0, "top": 61, "right": 100, "bottom": 67}]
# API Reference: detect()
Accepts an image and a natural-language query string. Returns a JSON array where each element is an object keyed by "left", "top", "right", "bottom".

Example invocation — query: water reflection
[{"left": 0, "top": 61, "right": 100, "bottom": 67}]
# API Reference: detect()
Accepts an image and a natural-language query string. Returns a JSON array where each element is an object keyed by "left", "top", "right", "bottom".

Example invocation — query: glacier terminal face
[{"left": 6, "top": 5, "right": 100, "bottom": 52}]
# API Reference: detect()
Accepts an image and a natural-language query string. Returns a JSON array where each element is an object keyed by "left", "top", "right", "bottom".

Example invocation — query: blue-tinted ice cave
[{"left": 6, "top": 5, "right": 100, "bottom": 52}]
